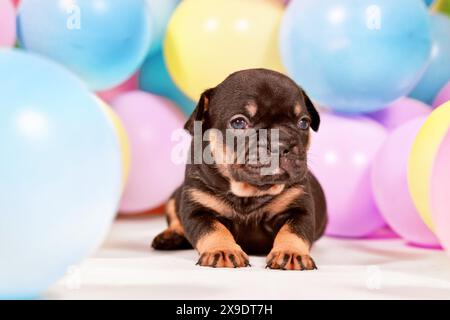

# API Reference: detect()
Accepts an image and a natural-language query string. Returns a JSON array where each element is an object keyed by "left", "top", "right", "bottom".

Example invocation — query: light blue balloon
[
  {"left": 280, "top": 0, "right": 432, "bottom": 114},
  {"left": 146, "top": 0, "right": 181, "bottom": 55},
  {"left": 18, "top": 0, "right": 152, "bottom": 91},
  {"left": 0, "top": 49, "right": 122, "bottom": 299},
  {"left": 139, "top": 50, "right": 195, "bottom": 115},
  {"left": 410, "top": 14, "right": 450, "bottom": 104}
]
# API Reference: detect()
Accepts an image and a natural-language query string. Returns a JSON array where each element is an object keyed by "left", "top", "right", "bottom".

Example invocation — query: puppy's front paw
[
  {"left": 266, "top": 251, "right": 317, "bottom": 271},
  {"left": 197, "top": 248, "right": 250, "bottom": 268}
]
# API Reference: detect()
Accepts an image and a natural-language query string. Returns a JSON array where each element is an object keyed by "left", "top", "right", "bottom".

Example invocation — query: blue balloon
[
  {"left": 18, "top": 0, "right": 152, "bottom": 91},
  {"left": 139, "top": 50, "right": 195, "bottom": 115},
  {"left": 280, "top": 0, "right": 432, "bottom": 114},
  {"left": 410, "top": 14, "right": 450, "bottom": 104},
  {"left": 146, "top": 0, "right": 181, "bottom": 55},
  {"left": 423, "top": 0, "right": 435, "bottom": 7},
  {"left": 0, "top": 49, "right": 122, "bottom": 299}
]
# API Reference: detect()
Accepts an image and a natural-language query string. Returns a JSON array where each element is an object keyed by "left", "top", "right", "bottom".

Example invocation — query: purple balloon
[
  {"left": 433, "top": 81, "right": 450, "bottom": 108},
  {"left": 111, "top": 91, "right": 187, "bottom": 213},
  {"left": 309, "top": 113, "right": 387, "bottom": 238},
  {"left": 368, "top": 97, "right": 431, "bottom": 131},
  {"left": 371, "top": 118, "right": 441, "bottom": 248}
]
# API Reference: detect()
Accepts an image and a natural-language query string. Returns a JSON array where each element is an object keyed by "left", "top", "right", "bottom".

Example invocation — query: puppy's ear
[
  {"left": 302, "top": 89, "right": 320, "bottom": 132},
  {"left": 184, "top": 88, "right": 214, "bottom": 135}
]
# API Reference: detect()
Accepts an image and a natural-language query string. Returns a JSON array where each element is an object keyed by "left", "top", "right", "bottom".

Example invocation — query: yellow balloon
[
  {"left": 433, "top": 0, "right": 450, "bottom": 17},
  {"left": 408, "top": 101, "right": 450, "bottom": 230},
  {"left": 164, "top": 0, "right": 285, "bottom": 101},
  {"left": 97, "top": 99, "right": 131, "bottom": 186}
]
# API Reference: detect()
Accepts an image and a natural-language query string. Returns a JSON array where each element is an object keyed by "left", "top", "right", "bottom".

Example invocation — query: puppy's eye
[
  {"left": 298, "top": 118, "right": 311, "bottom": 130},
  {"left": 230, "top": 116, "right": 249, "bottom": 130}
]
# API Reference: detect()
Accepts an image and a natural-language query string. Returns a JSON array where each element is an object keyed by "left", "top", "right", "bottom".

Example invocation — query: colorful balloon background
[
  {"left": 410, "top": 14, "right": 450, "bottom": 105},
  {"left": 280, "top": 0, "right": 432, "bottom": 113},
  {"left": 371, "top": 118, "right": 440, "bottom": 247},
  {"left": 139, "top": 50, "right": 195, "bottom": 115},
  {"left": 146, "top": 0, "right": 181, "bottom": 55},
  {"left": 164, "top": 0, "right": 285, "bottom": 100},
  {"left": 111, "top": 92, "right": 188, "bottom": 213},
  {"left": 408, "top": 102, "right": 450, "bottom": 230},
  {"left": 368, "top": 98, "right": 431, "bottom": 131},
  {"left": 18, "top": 0, "right": 152, "bottom": 90},
  {"left": 309, "top": 114, "right": 387, "bottom": 237},
  {"left": 431, "top": 128, "right": 450, "bottom": 253},
  {"left": 433, "top": 81, "right": 450, "bottom": 108},
  {"left": 0, "top": 0, "right": 16, "bottom": 47},
  {"left": 0, "top": 49, "right": 122, "bottom": 298},
  {"left": 97, "top": 73, "right": 140, "bottom": 104}
]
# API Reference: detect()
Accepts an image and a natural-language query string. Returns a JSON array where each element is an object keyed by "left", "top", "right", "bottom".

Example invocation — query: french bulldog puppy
[{"left": 152, "top": 69, "right": 327, "bottom": 270}]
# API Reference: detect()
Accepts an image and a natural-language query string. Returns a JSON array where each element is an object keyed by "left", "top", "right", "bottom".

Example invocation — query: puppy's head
[{"left": 185, "top": 69, "right": 320, "bottom": 190}]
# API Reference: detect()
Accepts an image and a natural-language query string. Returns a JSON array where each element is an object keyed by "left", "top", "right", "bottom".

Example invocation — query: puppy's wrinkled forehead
[{"left": 208, "top": 69, "right": 307, "bottom": 121}]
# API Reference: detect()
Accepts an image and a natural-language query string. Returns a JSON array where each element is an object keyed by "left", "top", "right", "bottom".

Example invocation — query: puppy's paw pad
[
  {"left": 266, "top": 252, "right": 317, "bottom": 271},
  {"left": 197, "top": 248, "right": 250, "bottom": 268},
  {"left": 152, "top": 230, "right": 192, "bottom": 250}
]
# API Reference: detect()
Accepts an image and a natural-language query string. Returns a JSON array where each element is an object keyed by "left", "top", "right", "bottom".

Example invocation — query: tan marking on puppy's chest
[
  {"left": 188, "top": 188, "right": 236, "bottom": 218},
  {"left": 265, "top": 187, "right": 304, "bottom": 217},
  {"left": 230, "top": 181, "right": 285, "bottom": 198},
  {"left": 188, "top": 186, "right": 304, "bottom": 223}
]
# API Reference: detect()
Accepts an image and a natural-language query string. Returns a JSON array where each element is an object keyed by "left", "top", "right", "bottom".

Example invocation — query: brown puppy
[{"left": 152, "top": 69, "right": 327, "bottom": 270}]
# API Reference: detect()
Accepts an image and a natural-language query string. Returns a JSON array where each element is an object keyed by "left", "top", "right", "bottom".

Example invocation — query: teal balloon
[
  {"left": 410, "top": 14, "right": 450, "bottom": 104},
  {"left": 139, "top": 51, "right": 195, "bottom": 115},
  {"left": 280, "top": 0, "right": 432, "bottom": 114},
  {"left": 0, "top": 50, "right": 122, "bottom": 299},
  {"left": 18, "top": 0, "right": 152, "bottom": 91},
  {"left": 146, "top": 0, "right": 181, "bottom": 55}
]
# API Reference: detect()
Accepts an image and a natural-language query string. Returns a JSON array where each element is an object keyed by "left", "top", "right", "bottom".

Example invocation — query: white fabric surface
[{"left": 46, "top": 216, "right": 450, "bottom": 300}]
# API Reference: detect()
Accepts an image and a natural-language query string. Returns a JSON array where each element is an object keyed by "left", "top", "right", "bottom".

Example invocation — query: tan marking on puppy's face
[
  {"left": 306, "top": 133, "right": 312, "bottom": 151},
  {"left": 188, "top": 188, "right": 235, "bottom": 218},
  {"left": 230, "top": 181, "right": 285, "bottom": 198},
  {"left": 166, "top": 199, "right": 185, "bottom": 235},
  {"left": 245, "top": 102, "right": 258, "bottom": 118},
  {"left": 294, "top": 103, "right": 302, "bottom": 117},
  {"left": 203, "top": 96, "right": 210, "bottom": 113},
  {"left": 265, "top": 187, "right": 304, "bottom": 217},
  {"left": 272, "top": 224, "right": 310, "bottom": 255}
]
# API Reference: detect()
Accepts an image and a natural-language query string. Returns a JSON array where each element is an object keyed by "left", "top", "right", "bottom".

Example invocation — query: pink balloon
[
  {"left": 97, "top": 72, "right": 139, "bottom": 103},
  {"left": 371, "top": 118, "right": 440, "bottom": 248},
  {"left": 111, "top": 91, "right": 188, "bottom": 213},
  {"left": 433, "top": 81, "right": 450, "bottom": 108},
  {"left": 368, "top": 97, "right": 431, "bottom": 131},
  {"left": 309, "top": 113, "right": 387, "bottom": 238},
  {"left": 431, "top": 128, "right": 450, "bottom": 254},
  {"left": 0, "top": 0, "right": 16, "bottom": 47},
  {"left": 366, "top": 226, "right": 400, "bottom": 240}
]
